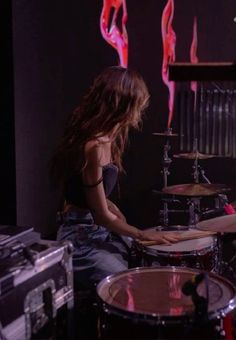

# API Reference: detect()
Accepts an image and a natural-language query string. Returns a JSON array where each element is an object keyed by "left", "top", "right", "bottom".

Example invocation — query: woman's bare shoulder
[{"left": 84, "top": 139, "right": 104, "bottom": 166}]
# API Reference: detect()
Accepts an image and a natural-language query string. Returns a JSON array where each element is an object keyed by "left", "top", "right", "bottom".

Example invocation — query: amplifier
[{"left": 0, "top": 239, "right": 74, "bottom": 340}]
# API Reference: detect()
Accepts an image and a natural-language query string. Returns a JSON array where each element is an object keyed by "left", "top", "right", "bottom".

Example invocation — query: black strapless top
[{"left": 64, "top": 163, "right": 118, "bottom": 208}]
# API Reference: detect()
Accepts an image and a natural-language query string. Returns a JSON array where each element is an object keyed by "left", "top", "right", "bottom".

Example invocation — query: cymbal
[
  {"left": 196, "top": 214, "right": 236, "bottom": 233},
  {"left": 152, "top": 131, "right": 178, "bottom": 137},
  {"left": 173, "top": 151, "right": 215, "bottom": 159},
  {"left": 162, "top": 183, "right": 230, "bottom": 196}
]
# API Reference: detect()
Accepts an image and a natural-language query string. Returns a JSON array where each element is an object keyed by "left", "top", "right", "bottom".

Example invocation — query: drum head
[
  {"left": 148, "top": 235, "right": 214, "bottom": 253},
  {"left": 97, "top": 267, "right": 236, "bottom": 322}
]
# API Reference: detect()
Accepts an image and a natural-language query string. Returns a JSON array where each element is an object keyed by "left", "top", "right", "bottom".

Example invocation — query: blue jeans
[{"left": 57, "top": 212, "right": 129, "bottom": 289}]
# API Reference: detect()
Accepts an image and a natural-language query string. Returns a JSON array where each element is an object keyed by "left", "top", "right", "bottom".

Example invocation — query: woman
[{"left": 50, "top": 66, "right": 179, "bottom": 289}]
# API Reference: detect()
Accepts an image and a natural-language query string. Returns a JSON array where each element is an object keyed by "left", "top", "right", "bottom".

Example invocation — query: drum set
[{"left": 96, "top": 130, "right": 236, "bottom": 339}]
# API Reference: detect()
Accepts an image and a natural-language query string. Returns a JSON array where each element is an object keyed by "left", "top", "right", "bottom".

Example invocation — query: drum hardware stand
[
  {"left": 192, "top": 159, "right": 211, "bottom": 184},
  {"left": 191, "top": 138, "right": 211, "bottom": 184},
  {"left": 188, "top": 197, "right": 201, "bottom": 227},
  {"left": 159, "top": 136, "right": 190, "bottom": 229},
  {"left": 216, "top": 194, "right": 228, "bottom": 209},
  {"left": 218, "top": 257, "right": 236, "bottom": 284},
  {"left": 159, "top": 197, "right": 184, "bottom": 227},
  {"left": 188, "top": 140, "right": 202, "bottom": 226},
  {"left": 214, "top": 221, "right": 236, "bottom": 284},
  {"left": 161, "top": 139, "right": 172, "bottom": 189},
  {"left": 192, "top": 157, "right": 200, "bottom": 184},
  {"left": 160, "top": 198, "right": 170, "bottom": 227},
  {"left": 190, "top": 163, "right": 214, "bottom": 225},
  {"left": 227, "top": 253, "right": 236, "bottom": 267},
  {"left": 159, "top": 133, "right": 173, "bottom": 226},
  {"left": 190, "top": 147, "right": 213, "bottom": 226}
]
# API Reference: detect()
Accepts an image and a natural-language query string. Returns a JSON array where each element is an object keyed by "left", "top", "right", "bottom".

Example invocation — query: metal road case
[{"left": 0, "top": 239, "right": 74, "bottom": 340}]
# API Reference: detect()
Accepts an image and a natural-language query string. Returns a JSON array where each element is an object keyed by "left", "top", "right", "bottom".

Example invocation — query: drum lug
[{"left": 213, "top": 324, "right": 225, "bottom": 338}]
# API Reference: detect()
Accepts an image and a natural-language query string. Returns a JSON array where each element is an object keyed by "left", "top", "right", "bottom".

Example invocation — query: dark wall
[
  {"left": 1, "top": 1, "right": 16, "bottom": 225},
  {"left": 11, "top": 0, "right": 236, "bottom": 235},
  {"left": 13, "top": 1, "right": 65, "bottom": 235}
]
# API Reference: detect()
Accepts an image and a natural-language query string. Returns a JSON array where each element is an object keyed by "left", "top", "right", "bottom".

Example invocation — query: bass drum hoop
[{"left": 97, "top": 266, "right": 236, "bottom": 325}]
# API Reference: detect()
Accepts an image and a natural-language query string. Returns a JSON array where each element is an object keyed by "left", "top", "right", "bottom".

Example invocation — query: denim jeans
[{"left": 57, "top": 211, "right": 129, "bottom": 289}]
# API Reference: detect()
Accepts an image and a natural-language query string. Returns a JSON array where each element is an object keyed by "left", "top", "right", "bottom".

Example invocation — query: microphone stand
[
  {"left": 191, "top": 286, "right": 208, "bottom": 322},
  {"left": 182, "top": 273, "right": 211, "bottom": 339},
  {"left": 182, "top": 272, "right": 209, "bottom": 319}
]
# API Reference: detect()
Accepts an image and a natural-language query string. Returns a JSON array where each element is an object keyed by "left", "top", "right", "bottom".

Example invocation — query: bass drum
[{"left": 97, "top": 267, "right": 236, "bottom": 339}]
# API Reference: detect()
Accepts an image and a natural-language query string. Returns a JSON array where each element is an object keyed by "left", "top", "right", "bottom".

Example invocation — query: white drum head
[{"left": 147, "top": 230, "right": 215, "bottom": 252}]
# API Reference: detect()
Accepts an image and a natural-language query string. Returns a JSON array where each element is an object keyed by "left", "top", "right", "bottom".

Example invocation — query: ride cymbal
[
  {"left": 173, "top": 151, "right": 215, "bottom": 159},
  {"left": 162, "top": 183, "right": 230, "bottom": 196},
  {"left": 196, "top": 214, "right": 236, "bottom": 233}
]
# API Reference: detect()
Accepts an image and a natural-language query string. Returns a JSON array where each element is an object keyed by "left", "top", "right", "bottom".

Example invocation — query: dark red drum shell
[
  {"left": 133, "top": 234, "right": 219, "bottom": 272},
  {"left": 97, "top": 267, "right": 236, "bottom": 323}
]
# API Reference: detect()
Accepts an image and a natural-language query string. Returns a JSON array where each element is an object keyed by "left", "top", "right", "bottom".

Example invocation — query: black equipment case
[{"left": 0, "top": 238, "right": 74, "bottom": 340}]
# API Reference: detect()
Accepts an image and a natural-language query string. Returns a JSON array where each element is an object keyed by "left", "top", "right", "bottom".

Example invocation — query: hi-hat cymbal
[
  {"left": 162, "top": 183, "right": 230, "bottom": 196},
  {"left": 196, "top": 214, "right": 236, "bottom": 233},
  {"left": 173, "top": 151, "right": 215, "bottom": 159}
]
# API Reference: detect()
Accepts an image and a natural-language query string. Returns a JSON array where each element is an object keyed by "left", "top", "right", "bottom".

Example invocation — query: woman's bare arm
[
  {"left": 106, "top": 199, "right": 126, "bottom": 222},
  {"left": 82, "top": 143, "right": 180, "bottom": 244}
]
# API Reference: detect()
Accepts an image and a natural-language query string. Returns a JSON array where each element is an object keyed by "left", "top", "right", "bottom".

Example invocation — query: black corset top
[{"left": 64, "top": 163, "right": 118, "bottom": 208}]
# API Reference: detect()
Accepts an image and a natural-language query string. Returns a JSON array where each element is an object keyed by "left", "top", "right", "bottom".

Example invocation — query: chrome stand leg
[{"left": 188, "top": 198, "right": 201, "bottom": 227}]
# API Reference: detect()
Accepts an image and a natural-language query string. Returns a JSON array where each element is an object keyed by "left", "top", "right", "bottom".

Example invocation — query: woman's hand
[{"left": 138, "top": 229, "right": 181, "bottom": 245}]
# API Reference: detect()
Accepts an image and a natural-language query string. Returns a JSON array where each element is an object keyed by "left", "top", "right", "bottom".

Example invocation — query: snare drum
[
  {"left": 97, "top": 267, "right": 236, "bottom": 339},
  {"left": 134, "top": 230, "right": 218, "bottom": 272}
]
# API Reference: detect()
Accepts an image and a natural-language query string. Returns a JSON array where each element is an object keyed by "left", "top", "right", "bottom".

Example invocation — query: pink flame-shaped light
[
  {"left": 100, "top": 0, "right": 128, "bottom": 68},
  {"left": 190, "top": 17, "right": 199, "bottom": 93},
  {"left": 161, "top": 0, "right": 176, "bottom": 128}
]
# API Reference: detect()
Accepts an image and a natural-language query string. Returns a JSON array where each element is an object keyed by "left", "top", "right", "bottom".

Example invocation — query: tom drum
[{"left": 134, "top": 229, "right": 219, "bottom": 272}]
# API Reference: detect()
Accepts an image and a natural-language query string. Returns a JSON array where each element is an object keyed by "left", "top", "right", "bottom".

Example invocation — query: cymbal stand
[
  {"left": 192, "top": 157, "right": 200, "bottom": 183},
  {"left": 191, "top": 137, "right": 211, "bottom": 184},
  {"left": 191, "top": 139, "right": 208, "bottom": 184},
  {"left": 192, "top": 161, "right": 211, "bottom": 184},
  {"left": 160, "top": 138, "right": 172, "bottom": 226},
  {"left": 189, "top": 152, "right": 202, "bottom": 227},
  {"left": 159, "top": 141, "right": 187, "bottom": 228},
  {"left": 199, "top": 167, "right": 211, "bottom": 184},
  {"left": 190, "top": 148, "right": 211, "bottom": 226},
  {"left": 192, "top": 138, "right": 200, "bottom": 184},
  {"left": 192, "top": 157, "right": 232, "bottom": 218},
  {"left": 161, "top": 139, "right": 172, "bottom": 188},
  {"left": 190, "top": 158, "right": 223, "bottom": 227}
]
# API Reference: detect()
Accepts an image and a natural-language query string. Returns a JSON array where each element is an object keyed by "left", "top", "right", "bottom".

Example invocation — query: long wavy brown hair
[{"left": 50, "top": 66, "right": 149, "bottom": 186}]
